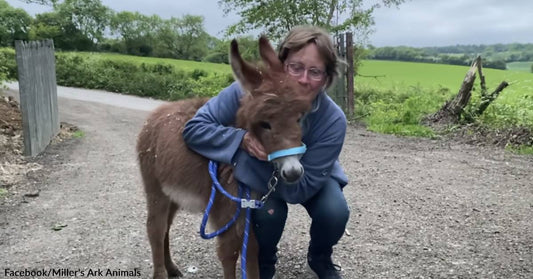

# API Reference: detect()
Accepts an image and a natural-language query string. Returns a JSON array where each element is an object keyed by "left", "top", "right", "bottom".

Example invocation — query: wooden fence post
[
  {"left": 331, "top": 33, "right": 347, "bottom": 112},
  {"left": 330, "top": 32, "right": 355, "bottom": 116},
  {"left": 15, "top": 39, "right": 59, "bottom": 156},
  {"left": 345, "top": 32, "right": 354, "bottom": 117}
]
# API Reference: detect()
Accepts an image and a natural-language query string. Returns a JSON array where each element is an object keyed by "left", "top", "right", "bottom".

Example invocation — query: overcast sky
[{"left": 6, "top": 0, "right": 533, "bottom": 47}]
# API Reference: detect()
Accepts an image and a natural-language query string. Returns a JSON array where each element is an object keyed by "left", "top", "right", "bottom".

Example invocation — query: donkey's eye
[{"left": 259, "top": 121, "right": 271, "bottom": 130}]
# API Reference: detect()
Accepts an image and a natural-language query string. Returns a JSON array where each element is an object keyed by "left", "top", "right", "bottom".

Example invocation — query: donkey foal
[{"left": 137, "top": 37, "right": 310, "bottom": 279}]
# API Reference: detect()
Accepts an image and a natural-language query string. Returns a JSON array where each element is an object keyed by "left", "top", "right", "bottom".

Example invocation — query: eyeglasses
[{"left": 285, "top": 62, "right": 326, "bottom": 81}]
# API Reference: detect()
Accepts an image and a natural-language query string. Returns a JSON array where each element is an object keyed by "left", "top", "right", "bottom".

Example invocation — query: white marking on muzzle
[{"left": 273, "top": 155, "right": 304, "bottom": 184}]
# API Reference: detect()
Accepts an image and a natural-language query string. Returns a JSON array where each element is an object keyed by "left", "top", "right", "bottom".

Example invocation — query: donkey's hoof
[{"left": 167, "top": 266, "right": 183, "bottom": 278}]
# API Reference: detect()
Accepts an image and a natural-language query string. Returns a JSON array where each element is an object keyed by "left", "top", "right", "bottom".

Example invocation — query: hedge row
[
  {"left": 0, "top": 48, "right": 234, "bottom": 100},
  {"left": 0, "top": 48, "right": 16, "bottom": 83}
]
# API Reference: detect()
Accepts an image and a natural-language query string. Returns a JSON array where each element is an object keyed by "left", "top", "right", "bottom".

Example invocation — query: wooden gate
[{"left": 330, "top": 32, "right": 354, "bottom": 116}]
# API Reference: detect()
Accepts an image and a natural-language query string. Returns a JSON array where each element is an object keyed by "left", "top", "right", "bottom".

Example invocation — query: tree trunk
[
  {"left": 477, "top": 57, "right": 487, "bottom": 95},
  {"left": 476, "top": 81, "right": 509, "bottom": 116},
  {"left": 424, "top": 56, "right": 480, "bottom": 125},
  {"left": 424, "top": 55, "right": 509, "bottom": 127}
]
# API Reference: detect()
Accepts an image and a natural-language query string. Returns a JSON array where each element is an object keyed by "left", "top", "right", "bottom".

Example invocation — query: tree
[
  {"left": 203, "top": 36, "right": 259, "bottom": 64},
  {"left": 16, "top": 0, "right": 110, "bottom": 50},
  {"left": 29, "top": 12, "right": 64, "bottom": 44},
  {"left": 30, "top": 10, "right": 93, "bottom": 50},
  {"left": 218, "top": 0, "right": 405, "bottom": 41},
  {"left": 0, "top": 0, "right": 32, "bottom": 46},
  {"left": 54, "top": 0, "right": 111, "bottom": 45},
  {"left": 154, "top": 15, "right": 210, "bottom": 60},
  {"left": 110, "top": 12, "right": 160, "bottom": 56},
  {"left": 202, "top": 37, "right": 227, "bottom": 63},
  {"left": 19, "top": 0, "right": 57, "bottom": 5}
]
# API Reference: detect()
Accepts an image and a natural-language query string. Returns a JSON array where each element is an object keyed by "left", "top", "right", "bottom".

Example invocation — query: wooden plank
[
  {"left": 345, "top": 32, "right": 354, "bottom": 117},
  {"left": 15, "top": 40, "right": 59, "bottom": 157}
]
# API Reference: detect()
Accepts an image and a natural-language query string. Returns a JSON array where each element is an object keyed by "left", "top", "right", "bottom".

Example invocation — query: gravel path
[{"left": 1, "top": 87, "right": 532, "bottom": 279}]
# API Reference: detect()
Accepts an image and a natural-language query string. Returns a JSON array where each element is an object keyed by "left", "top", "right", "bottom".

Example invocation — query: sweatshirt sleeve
[
  {"left": 182, "top": 82, "right": 247, "bottom": 164},
  {"left": 276, "top": 112, "right": 347, "bottom": 204}
]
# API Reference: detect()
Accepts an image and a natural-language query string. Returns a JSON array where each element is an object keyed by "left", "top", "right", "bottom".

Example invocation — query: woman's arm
[
  {"left": 182, "top": 82, "right": 247, "bottom": 164},
  {"left": 276, "top": 112, "right": 347, "bottom": 204}
]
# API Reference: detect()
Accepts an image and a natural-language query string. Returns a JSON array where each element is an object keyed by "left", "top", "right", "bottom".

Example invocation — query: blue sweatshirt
[{"left": 183, "top": 82, "right": 348, "bottom": 204}]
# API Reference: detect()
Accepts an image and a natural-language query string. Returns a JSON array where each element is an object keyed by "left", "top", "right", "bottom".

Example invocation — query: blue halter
[{"left": 267, "top": 143, "right": 307, "bottom": 161}]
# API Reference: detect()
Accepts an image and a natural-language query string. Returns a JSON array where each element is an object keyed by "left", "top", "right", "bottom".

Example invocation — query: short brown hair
[{"left": 278, "top": 25, "right": 339, "bottom": 88}]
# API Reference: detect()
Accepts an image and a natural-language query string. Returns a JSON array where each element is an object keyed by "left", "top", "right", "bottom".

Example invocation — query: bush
[
  {"left": 0, "top": 48, "right": 17, "bottom": 81},
  {"left": 54, "top": 52, "right": 233, "bottom": 100},
  {"left": 0, "top": 66, "right": 6, "bottom": 88},
  {"left": 355, "top": 85, "right": 448, "bottom": 138},
  {"left": 0, "top": 49, "right": 232, "bottom": 99},
  {"left": 203, "top": 52, "right": 228, "bottom": 64}
]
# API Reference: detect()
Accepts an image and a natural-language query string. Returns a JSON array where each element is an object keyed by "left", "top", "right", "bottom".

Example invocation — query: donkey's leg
[
  {"left": 216, "top": 225, "right": 259, "bottom": 279},
  {"left": 164, "top": 202, "right": 183, "bottom": 277},
  {"left": 216, "top": 228, "right": 241, "bottom": 279},
  {"left": 146, "top": 187, "right": 173, "bottom": 279},
  {"left": 245, "top": 230, "right": 260, "bottom": 279}
]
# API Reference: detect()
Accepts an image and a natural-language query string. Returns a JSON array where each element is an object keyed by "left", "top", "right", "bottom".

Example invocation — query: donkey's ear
[
  {"left": 259, "top": 36, "right": 283, "bottom": 72},
  {"left": 230, "top": 39, "right": 262, "bottom": 93}
]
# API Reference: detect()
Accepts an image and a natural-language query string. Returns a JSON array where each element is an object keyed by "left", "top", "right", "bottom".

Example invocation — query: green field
[
  {"left": 507, "top": 61, "right": 533, "bottom": 72},
  {"left": 357, "top": 60, "right": 533, "bottom": 91},
  {"left": 354, "top": 60, "right": 533, "bottom": 140}
]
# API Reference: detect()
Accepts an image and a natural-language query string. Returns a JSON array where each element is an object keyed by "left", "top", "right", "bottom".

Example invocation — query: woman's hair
[{"left": 278, "top": 25, "right": 340, "bottom": 89}]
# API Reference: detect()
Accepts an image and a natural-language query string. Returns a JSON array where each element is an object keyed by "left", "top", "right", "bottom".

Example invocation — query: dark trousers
[{"left": 252, "top": 178, "right": 350, "bottom": 265}]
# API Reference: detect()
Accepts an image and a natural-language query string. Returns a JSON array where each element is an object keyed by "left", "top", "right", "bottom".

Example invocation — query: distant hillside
[{"left": 367, "top": 43, "right": 533, "bottom": 70}]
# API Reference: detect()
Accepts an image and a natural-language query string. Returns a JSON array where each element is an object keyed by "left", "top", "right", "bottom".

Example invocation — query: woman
[{"left": 183, "top": 25, "right": 349, "bottom": 279}]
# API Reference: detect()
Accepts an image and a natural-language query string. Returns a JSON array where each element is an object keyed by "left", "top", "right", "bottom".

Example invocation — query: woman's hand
[{"left": 241, "top": 132, "right": 267, "bottom": 161}]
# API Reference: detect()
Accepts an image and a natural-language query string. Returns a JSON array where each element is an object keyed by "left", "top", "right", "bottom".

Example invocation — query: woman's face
[{"left": 284, "top": 43, "right": 327, "bottom": 102}]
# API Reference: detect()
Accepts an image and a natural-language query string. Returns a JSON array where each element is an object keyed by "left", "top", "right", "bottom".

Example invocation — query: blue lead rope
[{"left": 200, "top": 160, "right": 264, "bottom": 279}]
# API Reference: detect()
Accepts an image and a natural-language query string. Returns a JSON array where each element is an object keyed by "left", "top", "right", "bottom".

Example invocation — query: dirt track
[{"left": 1, "top": 87, "right": 532, "bottom": 279}]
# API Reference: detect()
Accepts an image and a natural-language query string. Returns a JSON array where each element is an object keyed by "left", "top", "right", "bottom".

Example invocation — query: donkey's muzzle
[
  {"left": 281, "top": 164, "right": 304, "bottom": 184},
  {"left": 273, "top": 155, "right": 304, "bottom": 184},
  {"left": 268, "top": 143, "right": 307, "bottom": 184}
]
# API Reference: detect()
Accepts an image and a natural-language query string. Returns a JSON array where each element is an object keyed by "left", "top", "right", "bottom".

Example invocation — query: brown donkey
[{"left": 137, "top": 37, "right": 311, "bottom": 279}]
